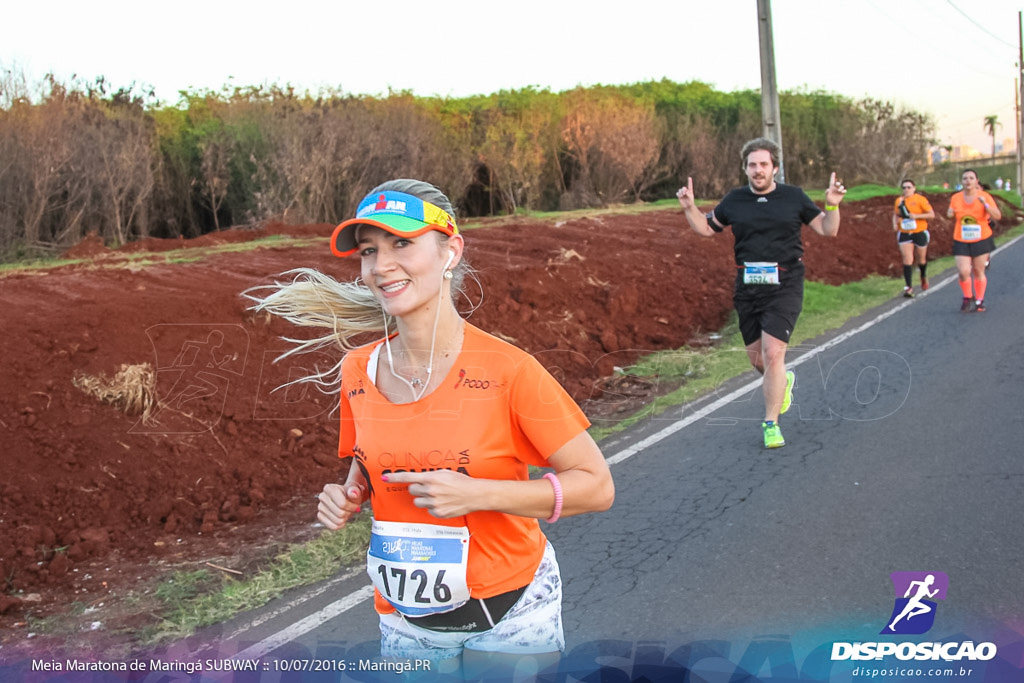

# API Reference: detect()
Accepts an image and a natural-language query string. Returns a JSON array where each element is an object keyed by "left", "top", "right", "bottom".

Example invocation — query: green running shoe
[
  {"left": 763, "top": 420, "right": 786, "bottom": 449},
  {"left": 780, "top": 370, "right": 795, "bottom": 415}
]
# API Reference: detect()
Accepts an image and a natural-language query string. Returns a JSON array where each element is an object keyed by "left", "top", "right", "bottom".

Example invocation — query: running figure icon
[
  {"left": 135, "top": 324, "right": 249, "bottom": 434},
  {"left": 888, "top": 574, "right": 939, "bottom": 631}
]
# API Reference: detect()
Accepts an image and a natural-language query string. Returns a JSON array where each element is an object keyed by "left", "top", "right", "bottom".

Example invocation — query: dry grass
[{"left": 72, "top": 363, "right": 158, "bottom": 424}]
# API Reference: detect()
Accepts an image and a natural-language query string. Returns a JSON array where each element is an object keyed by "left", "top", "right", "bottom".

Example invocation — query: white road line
[
  {"left": 236, "top": 230, "right": 1024, "bottom": 657},
  {"left": 221, "top": 567, "right": 365, "bottom": 642},
  {"left": 610, "top": 274, "right": 928, "bottom": 463},
  {"left": 231, "top": 585, "right": 375, "bottom": 660}
]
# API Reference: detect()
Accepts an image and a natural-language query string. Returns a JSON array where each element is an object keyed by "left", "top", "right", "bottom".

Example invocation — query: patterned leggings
[{"left": 378, "top": 541, "right": 564, "bottom": 661}]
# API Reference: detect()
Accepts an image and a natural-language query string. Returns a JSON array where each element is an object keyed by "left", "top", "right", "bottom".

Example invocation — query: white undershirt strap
[{"left": 367, "top": 343, "right": 382, "bottom": 386}]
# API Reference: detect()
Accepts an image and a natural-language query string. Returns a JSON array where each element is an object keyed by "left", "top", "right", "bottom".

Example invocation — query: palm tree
[{"left": 983, "top": 115, "right": 1001, "bottom": 159}]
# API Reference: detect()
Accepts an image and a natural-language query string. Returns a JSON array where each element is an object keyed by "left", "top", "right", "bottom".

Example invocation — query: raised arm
[
  {"left": 676, "top": 176, "right": 718, "bottom": 237},
  {"left": 808, "top": 172, "right": 846, "bottom": 237}
]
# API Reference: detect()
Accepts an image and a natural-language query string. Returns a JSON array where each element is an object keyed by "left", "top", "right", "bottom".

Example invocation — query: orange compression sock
[{"left": 974, "top": 278, "right": 987, "bottom": 301}]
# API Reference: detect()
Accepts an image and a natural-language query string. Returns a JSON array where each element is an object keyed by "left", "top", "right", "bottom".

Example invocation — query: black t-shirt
[{"left": 711, "top": 184, "right": 823, "bottom": 266}]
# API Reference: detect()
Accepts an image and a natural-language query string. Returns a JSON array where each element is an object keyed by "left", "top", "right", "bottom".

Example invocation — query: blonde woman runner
[{"left": 247, "top": 179, "right": 614, "bottom": 678}]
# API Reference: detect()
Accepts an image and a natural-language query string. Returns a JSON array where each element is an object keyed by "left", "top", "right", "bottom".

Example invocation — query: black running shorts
[
  {"left": 952, "top": 236, "right": 995, "bottom": 258},
  {"left": 733, "top": 265, "right": 804, "bottom": 346},
  {"left": 897, "top": 230, "right": 930, "bottom": 248}
]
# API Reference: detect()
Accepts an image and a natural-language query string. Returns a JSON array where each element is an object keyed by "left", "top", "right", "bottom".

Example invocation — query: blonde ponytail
[{"left": 243, "top": 268, "right": 391, "bottom": 392}]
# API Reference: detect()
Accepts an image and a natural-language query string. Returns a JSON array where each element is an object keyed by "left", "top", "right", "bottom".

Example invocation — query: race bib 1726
[{"left": 367, "top": 520, "right": 471, "bottom": 616}]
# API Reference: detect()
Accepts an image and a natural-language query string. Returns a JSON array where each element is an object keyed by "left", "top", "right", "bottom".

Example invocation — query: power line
[
  {"left": 944, "top": 0, "right": 1017, "bottom": 49},
  {"left": 864, "top": 0, "right": 1014, "bottom": 78},
  {"left": 906, "top": 0, "right": 1017, "bottom": 64},
  {"left": 944, "top": 105, "right": 1017, "bottom": 131}
]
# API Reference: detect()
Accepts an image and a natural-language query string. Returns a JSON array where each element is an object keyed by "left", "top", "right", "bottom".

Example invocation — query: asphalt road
[{"left": 194, "top": 234, "right": 1024, "bottom": 679}]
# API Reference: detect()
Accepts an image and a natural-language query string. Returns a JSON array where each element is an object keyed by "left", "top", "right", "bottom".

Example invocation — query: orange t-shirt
[
  {"left": 337, "top": 323, "right": 590, "bottom": 615},
  {"left": 894, "top": 194, "right": 933, "bottom": 233},
  {"left": 949, "top": 191, "right": 994, "bottom": 242}
]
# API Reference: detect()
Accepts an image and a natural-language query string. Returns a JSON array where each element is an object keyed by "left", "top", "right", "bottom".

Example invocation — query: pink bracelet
[{"left": 543, "top": 472, "right": 563, "bottom": 523}]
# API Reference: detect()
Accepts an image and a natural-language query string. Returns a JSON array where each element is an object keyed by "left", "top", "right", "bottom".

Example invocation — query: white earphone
[{"left": 445, "top": 250, "right": 455, "bottom": 269}]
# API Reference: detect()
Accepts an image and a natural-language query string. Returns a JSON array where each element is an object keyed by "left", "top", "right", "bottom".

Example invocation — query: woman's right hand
[{"left": 317, "top": 481, "right": 366, "bottom": 530}]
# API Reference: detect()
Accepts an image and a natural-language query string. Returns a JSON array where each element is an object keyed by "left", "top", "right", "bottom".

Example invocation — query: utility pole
[
  {"left": 1016, "top": 76, "right": 1020, "bottom": 197},
  {"left": 757, "top": 0, "right": 785, "bottom": 182}
]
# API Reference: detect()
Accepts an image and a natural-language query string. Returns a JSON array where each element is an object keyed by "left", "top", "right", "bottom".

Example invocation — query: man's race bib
[
  {"left": 743, "top": 262, "right": 780, "bottom": 285},
  {"left": 900, "top": 218, "right": 917, "bottom": 232},
  {"left": 960, "top": 218, "right": 982, "bottom": 242},
  {"left": 367, "top": 520, "right": 470, "bottom": 616}
]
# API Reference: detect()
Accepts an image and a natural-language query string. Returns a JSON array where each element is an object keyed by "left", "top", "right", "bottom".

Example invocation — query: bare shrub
[
  {"left": 561, "top": 88, "right": 662, "bottom": 207},
  {"left": 477, "top": 91, "right": 563, "bottom": 213},
  {"left": 834, "top": 98, "right": 934, "bottom": 185},
  {"left": 73, "top": 363, "right": 157, "bottom": 424}
]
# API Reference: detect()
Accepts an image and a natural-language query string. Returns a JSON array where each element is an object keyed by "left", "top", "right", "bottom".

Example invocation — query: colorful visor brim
[
  {"left": 331, "top": 217, "right": 455, "bottom": 257},
  {"left": 330, "top": 190, "right": 458, "bottom": 258}
]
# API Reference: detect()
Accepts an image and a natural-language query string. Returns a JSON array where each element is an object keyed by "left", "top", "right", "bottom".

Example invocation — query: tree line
[{"left": 0, "top": 69, "right": 934, "bottom": 259}]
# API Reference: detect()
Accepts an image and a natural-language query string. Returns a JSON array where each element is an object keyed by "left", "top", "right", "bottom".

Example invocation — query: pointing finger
[{"left": 381, "top": 471, "right": 423, "bottom": 485}]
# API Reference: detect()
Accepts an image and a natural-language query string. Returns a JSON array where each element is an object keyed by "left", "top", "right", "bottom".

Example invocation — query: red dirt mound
[{"left": 0, "top": 193, "right": 1015, "bottom": 650}]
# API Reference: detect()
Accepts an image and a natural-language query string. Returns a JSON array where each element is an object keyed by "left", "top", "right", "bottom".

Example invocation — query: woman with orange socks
[{"left": 946, "top": 169, "right": 1000, "bottom": 312}]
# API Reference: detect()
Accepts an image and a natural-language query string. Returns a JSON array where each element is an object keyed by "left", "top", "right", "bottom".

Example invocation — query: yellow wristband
[{"left": 824, "top": 204, "right": 838, "bottom": 211}]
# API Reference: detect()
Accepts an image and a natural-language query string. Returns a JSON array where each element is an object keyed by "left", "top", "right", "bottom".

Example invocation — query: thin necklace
[
  {"left": 382, "top": 269, "right": 458, "bottom": 401},
  {"left": 385, "top": 318, "right": 463, "bottom": 399},
  {"left": 399, "top": 320, "right": 465, "bottom": 387}
]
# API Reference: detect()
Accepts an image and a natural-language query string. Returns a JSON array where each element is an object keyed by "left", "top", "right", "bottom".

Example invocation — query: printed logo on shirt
[
  {"left": 757, "top": 197, "right": 768, "bottom": 203},
  {"left": 453, "top": 368, "right": 502, "bottom": 390},
  {"left": 347, "top": 380, "right": 366, "bottom": 399},
  {"left": 351, "top": 445, "right": 375, "bottom": 498},
  {"left": 378, "top": 448, "right": 472, "bottom": 476}
]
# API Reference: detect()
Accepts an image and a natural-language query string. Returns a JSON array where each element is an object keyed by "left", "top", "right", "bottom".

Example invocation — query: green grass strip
[{"left": 139, "top": 515, "right": 371, "bottom": 644}]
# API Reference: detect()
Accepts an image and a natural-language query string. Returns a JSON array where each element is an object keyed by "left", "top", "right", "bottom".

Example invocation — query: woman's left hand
[{"left": 383, "top": 470, "right": 480, "bottom": 518}]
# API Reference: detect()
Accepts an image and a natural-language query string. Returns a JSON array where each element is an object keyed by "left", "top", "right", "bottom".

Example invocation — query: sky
[{"left": 3, "top": 0, "right": 1023, "bottom": 155}]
